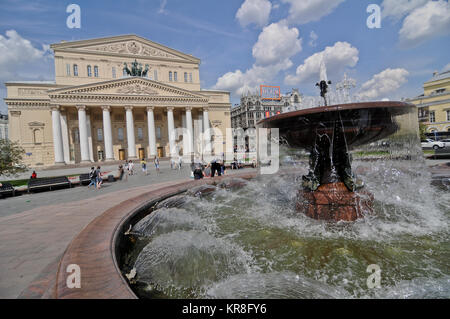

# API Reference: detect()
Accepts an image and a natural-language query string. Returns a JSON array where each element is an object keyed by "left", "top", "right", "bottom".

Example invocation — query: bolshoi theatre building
[{"left": 4, "top": 35, "right": 232, "bottom": 166}]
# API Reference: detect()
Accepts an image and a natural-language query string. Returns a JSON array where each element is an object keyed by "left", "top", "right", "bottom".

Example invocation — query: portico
[{"left": 47, "top": 77, "right": 212, "bottom": 163}]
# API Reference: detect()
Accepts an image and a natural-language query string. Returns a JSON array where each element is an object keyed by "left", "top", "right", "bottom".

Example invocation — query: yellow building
[
  {"left": 408, "top": 70, "right": 450, "bottom": 134},
  {"left": 4, "top": 35, "right": 231, "bottom": 166}
]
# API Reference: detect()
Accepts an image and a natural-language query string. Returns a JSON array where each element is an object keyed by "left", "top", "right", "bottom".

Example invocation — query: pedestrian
[
  {"left": 96, "top": 166, "right": 103, "bottom": 189},
  {"left": 128, "top": 160, "right": 134, "bottom": 176},
  {"left": 220, "top": 161, "right": 225, "bottom": 175},
  {"left": 204, "top": 163, "right": 211, "bottom": 177},
  {"left": 154, "top": 156, "right": 160, "bottom": 173},
  {"left": 193, "top": 162, "right": 204, "bottom": 180},
  {"left": 141, "top": 158, "right": 148, "bottom": 175},
  {"left": 178, "top": 155, "right": 182, "bottom": 170},
  {"left": 118, "top": 165, "right": 125, "bottom": 181},
  {"left": 31, "top": 171, "right": 37, "bottom": 179},
  {"left": 88, "top": 167, "right": 97, "bottom": 189}
]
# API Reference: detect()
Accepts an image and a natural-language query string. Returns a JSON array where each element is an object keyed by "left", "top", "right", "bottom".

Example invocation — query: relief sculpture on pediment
[{"left": 116, "top": 84, "right": 158, "bottom": 95}]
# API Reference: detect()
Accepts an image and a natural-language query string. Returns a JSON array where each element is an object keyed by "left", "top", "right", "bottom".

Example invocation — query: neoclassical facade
[{"left": 5, "top": 35, "right": 231, "bottom": 166}]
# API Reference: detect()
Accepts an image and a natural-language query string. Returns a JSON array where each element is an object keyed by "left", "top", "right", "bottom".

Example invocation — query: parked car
[
  {"left": 439, "top": 139, "right": 450, "bottom": 147},
  {"left": 421, "top": 138, "right": 445, "bottom": 150}
]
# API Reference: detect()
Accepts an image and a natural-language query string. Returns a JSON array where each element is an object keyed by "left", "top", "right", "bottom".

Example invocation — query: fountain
[
  {"left": 258, "top": 62, "right": 416, "bottom": 221},
  {"left": 114, "top": 63, "right": 449, "bottom": 300}
]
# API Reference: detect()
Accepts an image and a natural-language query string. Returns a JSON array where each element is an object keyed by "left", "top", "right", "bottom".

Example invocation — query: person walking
[
  {"left": 96, "top": 166, "right": 103, "bottom": 189},
  {"left": 128, "top": 160, "right": 134, "bottom": 176},
  {"left": 141, "top": 158, "right": 148, "bottom": 175},
  {"left": 88, "top": 167, "right": 97, "bottom": 189},
  {"left": 178, "top": 155, "right": 182, "bottom": 171},
  {"left": 154, "top": 156, "right": 160, "bottom": 173},
  {"left": 31, "top": 171, "right": 37, "bottom": 179},
  {"left": 118, "top": 164, "right": 125, "bottom": 181}
]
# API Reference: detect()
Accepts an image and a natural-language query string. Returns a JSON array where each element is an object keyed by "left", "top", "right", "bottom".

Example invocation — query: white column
[
  {"left": 51, "top": 106, "right": 65, "bottom": 164},
  {"left": 77, "top": 105, "right": 90, "bottom": 163},
  {"left": 125, "top": 106, "right": 136, "bottom": 159},
  {"left": 102, "top": 106, "right": 114, "bottom": 160},
  {"left": 185, "top": 107, "right": 194, "bottom": 157},
  {"left": 86, "top": 114, "right": 94, "bottom": 162},
  {"left": 167, "top": 106, "right": 176, "bottom": 158},
  {"left": 203, "top": 106, "right": 212, "bottom": 155},
  {"left": 146, "top": 106, "right": 157, "bottom": 158},
  {"left": 60, "top": 111, "right": 70, "bottom": 164}
]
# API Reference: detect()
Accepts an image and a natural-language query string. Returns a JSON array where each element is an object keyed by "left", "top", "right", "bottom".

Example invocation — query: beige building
[
  {"left": 4, "top": 35, "right": 231, "bottom": 166},
  {"left": 408, "top": 70, "right": 450, "bottom": 134}
]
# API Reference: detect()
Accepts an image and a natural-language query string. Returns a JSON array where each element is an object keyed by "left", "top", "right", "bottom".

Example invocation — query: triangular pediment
[
  {"left": 48, "top": 77, "right": 207, "bottom": 100},
  {"left": 51, "top": 35, "right": 199, "bottom": 63}
]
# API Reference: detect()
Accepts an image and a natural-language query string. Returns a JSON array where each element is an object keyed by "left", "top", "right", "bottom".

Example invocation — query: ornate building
[
  {"left": 231, "top": 89, "right": 301, "bottom": 130},
  {"left": 408, "top": 70, "right": 450, "bottom": 136},
  {"left": 4, "top": 35, "right": 231, "bottom": 166}
]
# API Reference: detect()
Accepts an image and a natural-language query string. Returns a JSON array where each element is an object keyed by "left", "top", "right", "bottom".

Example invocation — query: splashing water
[{"left": 124, "top": 153, "right": 449, "bottom": 298}]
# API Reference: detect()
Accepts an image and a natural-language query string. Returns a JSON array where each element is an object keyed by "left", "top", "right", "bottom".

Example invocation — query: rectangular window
[
  {"left": 156, "top": 127, "right": 161, "bottom": 139},
  {"left": 447, "top": 110, "right": 450, "bottom": 121},
  {"left": 169, "top": 71, "right": 172, "bottom": 81},
  {"left": 112, "top": 67, "right": 116, "bottom": 78},
  {"left": 430, "top": 111, "right": 435, "bottom": 123},
  {"left": 123, "top": 68, "right": 127, "bottom": 77},
  {"left": 174, "top": 72, "right": 178, "bottom": 82},
  {"left": 184, "top": 72, "right": 188, "bottom": 82},
  {"left": 137, "top": 127, "right": 143, "bottom": 140},
  {"left": 97, "top": 128, "right": 103, "bottom": 141},
  {"left": 189, "top": 73, "right": 193, "bottom": 83},
  {"left": 154, "top": 70, "right": 158, "bottom": 81},
  {"left": 118, "top": 127, "right": 124, "bottom": 141},
  {"left": 66, "top": 64, "right": 71, "bottom": 76},
  {"left": 94, "top": 66, "right": 99, "bottom": 77},
  {"left": 73, "top": 64, "right": 78, "bottom": 76},
  {"left": 87, "top": 65, "right": 92, "bottom": 77}
]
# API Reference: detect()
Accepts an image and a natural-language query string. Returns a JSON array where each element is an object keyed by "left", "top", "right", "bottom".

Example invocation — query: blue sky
[{"left": 0, "top": 0, "right": 449, "bottom": 114}]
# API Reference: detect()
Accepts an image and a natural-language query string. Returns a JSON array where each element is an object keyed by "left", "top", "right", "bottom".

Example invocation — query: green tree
[
  {"left": 0, "top": 139, "right": 28, "bottom": 177},
  {"left": 419, "top": 123, "right": 427, "bottom": 140}
]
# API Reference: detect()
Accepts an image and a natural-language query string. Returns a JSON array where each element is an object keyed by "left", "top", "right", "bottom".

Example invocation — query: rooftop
[{"left": 427, "top": 70, "right": 450, "bottom": 83}]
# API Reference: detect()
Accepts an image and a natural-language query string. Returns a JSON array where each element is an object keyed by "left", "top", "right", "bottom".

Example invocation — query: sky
[{"left": 0, "top": 0, "right": 449, "bottom": 114}]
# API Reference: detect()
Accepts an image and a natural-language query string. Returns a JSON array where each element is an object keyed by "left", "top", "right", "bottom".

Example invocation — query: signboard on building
[{"left": 260, "top": 85, "right": 281, "bottom": 100}]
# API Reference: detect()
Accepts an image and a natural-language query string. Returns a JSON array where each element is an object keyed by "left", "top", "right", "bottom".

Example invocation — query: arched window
[
  {"left": 189, "top": 73, "right": 193, "bottom": 82},
  {"left": 169, "top": 71, "right": 173, "bottom": 81},
  {"left": 294, "top": 95, "right": 299, "bottom": 103},
  {"left": 87, "top": 65, "right": 92, "bottom": 77},
  {"left": 94, "top": 66, "right": 99, "bottom": 77},
  {"left": 174, "top": 72, "right": 178, "bottom": 82},
  {"left": 247, "top": 102, "right": 253, "bottom": 107},
  {"left": 73, "top": 64, "right": 78, "bottom": 76},
  {"left": 184, "top": 72, "right": 188, "bottom": 82}
]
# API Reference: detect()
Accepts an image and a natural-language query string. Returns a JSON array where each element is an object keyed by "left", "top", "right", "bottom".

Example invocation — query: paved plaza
[{"left": 0, "top": 160, "right": 255, "bottom": 298}]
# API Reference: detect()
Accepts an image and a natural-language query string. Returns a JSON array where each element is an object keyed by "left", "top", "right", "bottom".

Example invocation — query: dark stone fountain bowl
[{"left": 257, "top": 101, "right": 416, "bottom": 151}]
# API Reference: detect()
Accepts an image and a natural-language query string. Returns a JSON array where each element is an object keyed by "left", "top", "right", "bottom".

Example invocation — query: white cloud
[
  {"left": 252, "top": 20, "right": 302, "bottom": 65},
  {"left": 285, "top": 41, "right": 359, "bottom": 85},
  {"left": 358, "top": 68, "right": 409, "bottom": 100},
  {"left": 0, "top": 30, "right": 50, "bottom": 79},
  {"left": 214, "top": 59, "right": 292, "bottom": 96},
  {"left": 399, "top": 0, "right": 450, "bottom": 47},
  {"left": 158, "top": 0, "right": 167, "bottom": 14},
  {"left": 0, "top": 30, "right": 52, "bottom": 113},
  {"left": 308, "top": 30, "right": 318, "bottom": 47},
  {"left": 443, "top": 63, "right": 450, "bottom": 72},
  {"left": 214, "top": 21, "right": 302, "bottom": 96},
  {"left": 236, "top": 0, "right": 272, "bottom": 27},
  {"left": 281, "top": 0, "right": 345, "bottom": 24},
  {"left": 381, "top": 0, "right": 428, "bottom": 20}
]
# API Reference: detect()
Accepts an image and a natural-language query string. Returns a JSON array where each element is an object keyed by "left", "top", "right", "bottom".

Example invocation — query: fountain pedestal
[{"left": 297, "top": 182, "right": 374, "bottom": 222}]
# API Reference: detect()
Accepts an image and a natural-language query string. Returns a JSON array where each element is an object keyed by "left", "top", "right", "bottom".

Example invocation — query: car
[
  {"left": 421, "top": 138, "right": 445, "bottom": 150},
  {"left": 439, "top": 139, "right": 450, "bottom": 147}
]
